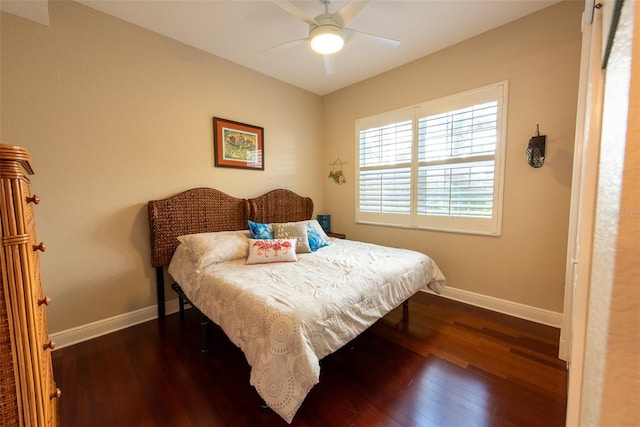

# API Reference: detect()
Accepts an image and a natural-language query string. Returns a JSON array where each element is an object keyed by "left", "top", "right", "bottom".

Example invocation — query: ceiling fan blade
[
  {"left": 345, "top": 28, "right": 401, "bottom": 48},
  {"left": 260, "top": 38, "right": 308, "bottom": 55},
  {"left": 334, "top": 0, "right": 368, "bottom": 27},
  {"left": 272, "top": 1, "right": 317, "bottom": 26},
  {"left": 323, "top": 54, "right": 336, "bottom": 75}
]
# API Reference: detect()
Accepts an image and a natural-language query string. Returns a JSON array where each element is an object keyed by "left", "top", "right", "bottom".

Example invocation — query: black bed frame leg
[
  {"left": 156, "top": 267, "right": 165, "bottom": 318},
  {"left": 178, "top": 295, "right": 185, "bottom": 318},
  {"left": 402, "top": 299, "right": 409, "bottom": 322},
  {"left": 170, "top": 283, "right": 187, "bottom": 319},
  {"left": 200, "top": 315, "right": 211, "bottom": 353}
]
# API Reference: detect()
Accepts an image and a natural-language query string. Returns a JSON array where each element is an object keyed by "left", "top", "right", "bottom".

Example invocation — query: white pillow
[
  {"left": 246, "top": 239, "right": 298, "bottom": 264},
  {"left": 178, "top": 230, "right": 250, "bottom": 270}
]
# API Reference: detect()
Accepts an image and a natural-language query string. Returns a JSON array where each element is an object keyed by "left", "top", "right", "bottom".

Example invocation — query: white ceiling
[{"left": 2, "top": 0, "right": 560, "bottom": 95}]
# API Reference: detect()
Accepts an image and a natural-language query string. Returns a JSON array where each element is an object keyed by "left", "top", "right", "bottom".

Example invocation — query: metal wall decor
[
  {"left": 328, "top": 158, "right": 346, "bottom": 184},
  {"left": 526, "top": 124, "right": 546, "bottom": 168}
]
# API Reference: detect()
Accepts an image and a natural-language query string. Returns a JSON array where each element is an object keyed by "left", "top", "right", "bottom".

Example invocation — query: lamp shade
[{"left": 310, "top": 25, "right": 344, "bottom": 54}]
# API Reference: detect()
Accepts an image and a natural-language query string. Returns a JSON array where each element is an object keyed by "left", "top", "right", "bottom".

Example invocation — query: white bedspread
[{"left": 168, "top": 238, "right": 446, "bottom": 423}]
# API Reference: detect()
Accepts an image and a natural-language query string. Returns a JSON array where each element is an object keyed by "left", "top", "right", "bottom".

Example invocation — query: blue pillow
[
  {"left": 248, "top": 220, "right": 273, "bottom": 239},
  {"left": 307, "top": 223, "right": 329, "bottom": 252}
]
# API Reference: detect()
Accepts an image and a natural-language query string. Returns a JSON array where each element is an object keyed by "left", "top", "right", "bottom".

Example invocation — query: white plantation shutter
[
  {"left": 417, "top": 102, "right": 497, "bottom": 219},
  {"left": 357, "top": 110, "right": 415, "bottom": 226},
  {"left": 359, "top": 118, "right": 412, "bottom": 216},
  {"left": 359, "top": 168, "right": 411, "bottom": 214},
  {"left": 356, "top": 82, "right": 507, "bottom": 235},
  {"left": 417, "top": 161, "right": 495, "bottom": 217},
  {"left": 418, "top": 102, "right": 497, "bottom": 162}
]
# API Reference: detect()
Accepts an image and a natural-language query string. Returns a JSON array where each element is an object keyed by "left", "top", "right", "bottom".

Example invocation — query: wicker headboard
[
  {"left": 249, "top": 188, "right": 314, "bottom": 224},
  {"left": 148, "top": 187, "right": 314, "bottom": 316},
  {"left": 148, "top": 188, "right": 250, "bottom": 268}
]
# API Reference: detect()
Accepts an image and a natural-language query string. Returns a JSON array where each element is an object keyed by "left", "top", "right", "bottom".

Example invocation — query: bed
[{"left": 148, "top": 187, "right": 446, "bottom": 423}]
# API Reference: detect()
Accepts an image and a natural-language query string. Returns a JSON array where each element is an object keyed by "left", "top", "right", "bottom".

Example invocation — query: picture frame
[{"left": 213, "top": 117, "right": 264, "bottom": 170}]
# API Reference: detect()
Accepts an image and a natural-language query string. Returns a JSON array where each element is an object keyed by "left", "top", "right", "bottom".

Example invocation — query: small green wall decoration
[{"left": 328, "top": 158, "right": 346, "bottom": 184}]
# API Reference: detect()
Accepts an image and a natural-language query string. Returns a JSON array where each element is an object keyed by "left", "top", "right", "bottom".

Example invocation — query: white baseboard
[
  {"left": 51, "top": 287, "right": 563, "bottom": 350},
  {"left": 51, "top": 298, "right": 181, "bottom": 350},
  {"left": 428, "top": 286, "right": 563, "bottom": 328}
]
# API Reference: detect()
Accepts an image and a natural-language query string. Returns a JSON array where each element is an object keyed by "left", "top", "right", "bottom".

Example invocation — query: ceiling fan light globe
[{"left": 310, "top": 26, "right": 344, "bottom": 54}]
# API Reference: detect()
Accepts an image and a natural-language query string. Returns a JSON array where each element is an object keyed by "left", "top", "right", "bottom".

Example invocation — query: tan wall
[
  {"left": 322, "top": 0, "right": 583, "bottom": 312},
  {"left": 0, "top": 1, "right": 324, "bottom": 333},
  {"left": 1, "top": 0, "right": 583, "bottom": 335}
]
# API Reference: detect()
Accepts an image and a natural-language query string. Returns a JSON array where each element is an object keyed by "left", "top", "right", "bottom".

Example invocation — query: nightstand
[{"left": 327, "top": 232, "right": 346, "bottom": 239}]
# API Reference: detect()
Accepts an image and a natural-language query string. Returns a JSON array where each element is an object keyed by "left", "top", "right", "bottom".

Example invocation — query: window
[{"left": 356, "top": 82, "right": 508, "bottom": 235}]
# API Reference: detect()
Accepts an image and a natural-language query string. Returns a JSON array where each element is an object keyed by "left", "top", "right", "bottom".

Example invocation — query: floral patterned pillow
[
  {"left": 307, "top": 223, "right": 329, "bottom": 251},
  {"left": 248, "top": 220, "right": 273, "bottom": 239},
  {"left": 246, "top": 239, "right": 298, "bottom": 264}
]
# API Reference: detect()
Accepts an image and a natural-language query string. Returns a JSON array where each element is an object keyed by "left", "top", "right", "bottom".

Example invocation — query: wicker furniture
[
  {"left": 148, "top": 187, "right": 313, "bottom": 317},
  {"left": 148, "top": 187, "right": 447, "bottom": 422},
  {"left": 0, "top": 144, "right": 59, "bottom": 426}
]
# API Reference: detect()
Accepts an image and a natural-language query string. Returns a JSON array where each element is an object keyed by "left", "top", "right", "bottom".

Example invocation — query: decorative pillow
[
  {"left": 246, "top": 239, "right": 298, "bottom": 264},
  {"left": 307, "top": 223, "right": 329, "bottom": 251},
  {"left": 301, "top": 220, "right": 331, "bottom": 242},
  {"left": 248, "top": 220, "right": 273, "bottom": 239},
  {"left": 178, "top": 230, "right": 250, "bottom": 270},
  {"left": 272, "top": 222, "right": 312, "bottom": 253}
]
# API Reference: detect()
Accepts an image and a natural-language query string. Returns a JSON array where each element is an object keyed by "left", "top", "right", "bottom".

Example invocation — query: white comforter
[{"left": 168, "top": 238, "right": 446, "bottom": 423}]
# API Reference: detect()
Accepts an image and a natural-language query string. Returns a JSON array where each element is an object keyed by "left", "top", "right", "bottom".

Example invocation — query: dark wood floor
[{"left": 52, "top": 292, "right": 567, "bottom": 426}]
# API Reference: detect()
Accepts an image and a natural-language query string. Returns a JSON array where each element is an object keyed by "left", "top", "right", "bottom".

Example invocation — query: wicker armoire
[{"left": 0, "top": 144, "right": 59, "bottom": 426}]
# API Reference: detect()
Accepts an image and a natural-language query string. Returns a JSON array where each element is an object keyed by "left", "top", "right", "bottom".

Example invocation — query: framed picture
[{"left": 213, "top": 117, "right": 264, "bottom": 170}]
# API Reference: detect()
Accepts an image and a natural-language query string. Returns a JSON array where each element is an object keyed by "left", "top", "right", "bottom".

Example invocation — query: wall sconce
[{"left": 526, "top": 124, "right": 546, "bottom": 168}]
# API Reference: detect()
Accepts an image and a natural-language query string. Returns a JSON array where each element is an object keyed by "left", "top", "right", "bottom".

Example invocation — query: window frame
[{"left": 355, "top": 81, "right": 509, "bottom": 236}]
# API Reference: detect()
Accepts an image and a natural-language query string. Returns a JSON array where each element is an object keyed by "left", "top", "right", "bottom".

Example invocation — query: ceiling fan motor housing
[{"left": 309, "top": 15, "right": 345, "bottom": 54}]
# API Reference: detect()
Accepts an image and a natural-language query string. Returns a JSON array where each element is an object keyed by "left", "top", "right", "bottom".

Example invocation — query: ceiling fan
[{"left": 265, "top": 0, "right": 401, "bottom": 75}]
